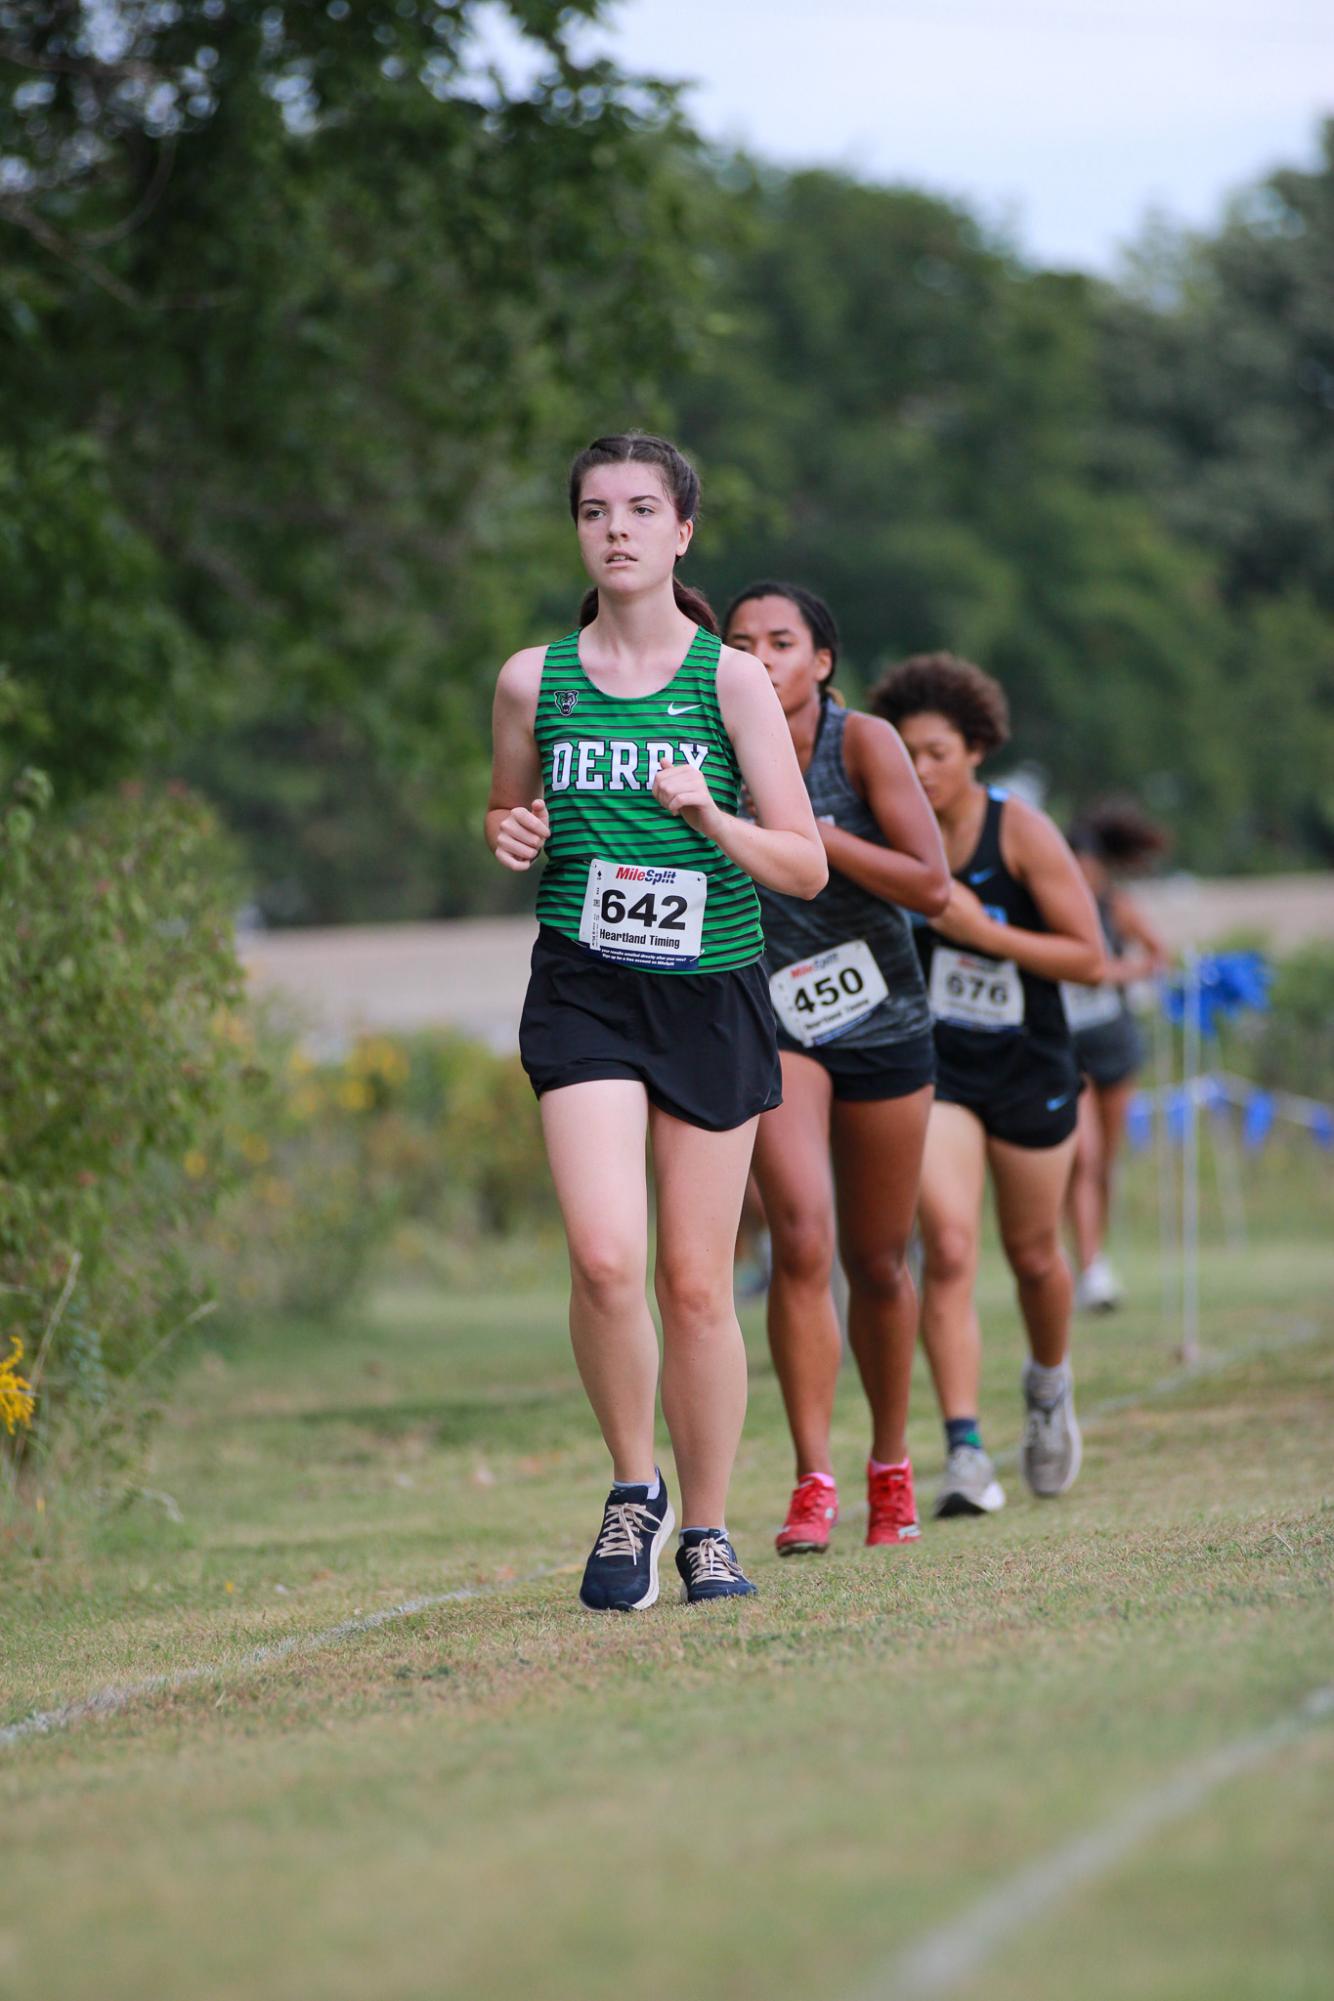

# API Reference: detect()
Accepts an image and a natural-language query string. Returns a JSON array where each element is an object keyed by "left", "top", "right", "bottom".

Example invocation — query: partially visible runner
[
  {"left": 1062, "top": 801, "right": 1171, "bottom": 1312},
  {"left": 870, "top": 655, "right": 1105, "bottom": 1518},
  {"left": 487, "top": 434, "right": 826, "bottom": 1610},
  {"left": 724, "top": 584, "right": 950, "bottom": 1555}
]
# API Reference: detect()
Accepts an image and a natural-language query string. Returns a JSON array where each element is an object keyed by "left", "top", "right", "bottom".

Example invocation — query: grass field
[{"left": 3, "top": 1222, "right": 1332, "bottom": 2001}]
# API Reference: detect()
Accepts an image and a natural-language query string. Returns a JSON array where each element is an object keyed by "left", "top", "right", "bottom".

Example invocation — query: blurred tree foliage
[
  {"left": 0, "top": 0, "right": 708, "bottom": 909},
  {"left": 1, "top": 8, "right": 1330, "bottom": 913}
]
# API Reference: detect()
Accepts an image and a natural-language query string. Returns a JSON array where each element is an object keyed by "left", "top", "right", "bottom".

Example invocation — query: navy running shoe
[
  {"left": 675, "top": 1529, "right": 757, "bottom": 1604},
  {"left": 578, "top": 1472, "right": 675, "bottom": 1612}
]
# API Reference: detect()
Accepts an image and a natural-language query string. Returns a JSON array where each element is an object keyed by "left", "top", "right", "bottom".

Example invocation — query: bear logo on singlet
[{"left": 554, "top": 690, "right": 579, "bottom": 717}]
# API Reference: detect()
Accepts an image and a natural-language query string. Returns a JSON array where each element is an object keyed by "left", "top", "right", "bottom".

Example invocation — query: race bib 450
[
  {"left": 578, "top": 859, "right": 707, "bottom": 969},
  {"left": 769, "top": 939, "right": 888, "bottom": 1047}
]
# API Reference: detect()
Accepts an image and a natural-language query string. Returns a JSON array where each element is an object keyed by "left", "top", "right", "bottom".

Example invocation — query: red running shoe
[
  {"left": 775, "top": 1473, "right": 839, "bottom": 1556},
  {"left": 866, "top": 1459, "right": 921, "bottom": 1546}
]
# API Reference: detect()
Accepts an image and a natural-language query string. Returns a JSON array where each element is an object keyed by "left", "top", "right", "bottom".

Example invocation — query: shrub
[
  {"left": 199, "top": 1026, "right": 555, "bottom": 1318},
  {"left": 0, "top": 774, "right": 246, "bottom": 1466},
  {"left": 1251, "top": 942, "right": 1334, "bottom": 1101}
]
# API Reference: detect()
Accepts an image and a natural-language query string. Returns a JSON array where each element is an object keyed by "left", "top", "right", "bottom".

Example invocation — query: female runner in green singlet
[{"left": 486, "top": 434, "right": 826, "bottom": 1611}]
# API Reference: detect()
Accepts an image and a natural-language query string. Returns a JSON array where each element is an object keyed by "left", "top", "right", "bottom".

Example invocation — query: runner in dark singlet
[
  {"left": 1063, "top": 803, "right": 1171, "bottom": 1311},
  {"left": 870, "top": 655, "right": 1105, "bottom": 1517},
  {"left": 724, "top": 584, "right": 949, "bottom": 1555}
]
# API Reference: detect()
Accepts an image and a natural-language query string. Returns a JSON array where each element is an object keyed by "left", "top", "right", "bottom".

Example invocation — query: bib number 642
[
  {"left": 579, "top": 858, "right": 707, "bottom": 969},
  {"left": 598, "top": 884, "right": 688, "bottom": 933}
]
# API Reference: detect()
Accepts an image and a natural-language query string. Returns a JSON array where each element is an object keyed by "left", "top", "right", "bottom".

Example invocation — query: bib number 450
[
  {"left": 794, "top": 966, "right": 864, "bottom": 1016},
  {"left": 769, "top": 939, "right": 888, "bottom": 1047}
]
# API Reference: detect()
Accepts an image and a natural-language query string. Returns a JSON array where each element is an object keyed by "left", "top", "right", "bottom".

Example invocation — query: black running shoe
[
  {"left": 675, "top": 1529, "right": 757, "bottom": 1604},
  {"left": 578, "top": 1472, "right": 675, "bottom": 1612}
]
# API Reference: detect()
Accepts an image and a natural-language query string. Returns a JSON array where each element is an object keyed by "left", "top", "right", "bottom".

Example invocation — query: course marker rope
[
  {"left": 0, "top": 1565, "right": 570, "bottom": 1751},
  {"left": 854, "top": 1685, "right": 1334, "bottom": 1999},
  {"left": 3, "top": 1318, "right": 1323, "bottom": 1754}
]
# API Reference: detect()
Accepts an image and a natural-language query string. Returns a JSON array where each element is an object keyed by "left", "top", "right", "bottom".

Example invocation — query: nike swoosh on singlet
[
  {"left": 968, "top": 867, "right": 996, "bottom": 884},
  {"left": 666, "top": 703, "right": 701, "bottom": 715},
  {"left": 1046, "top": 1094, "right": 1071, "bottom": 1112}
]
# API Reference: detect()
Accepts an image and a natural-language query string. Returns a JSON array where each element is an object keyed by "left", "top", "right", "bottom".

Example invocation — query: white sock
[
  {"left": 613, "top": 1469, "right": 660, "bottom": 1501},
  {"left": 1027, "top": 1360, "right": 1069, "bottom": 1404}
]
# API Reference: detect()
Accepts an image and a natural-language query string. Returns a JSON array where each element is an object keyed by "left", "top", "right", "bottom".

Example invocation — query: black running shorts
[
  {"left": 1073, "top": 1014, "right": 1143, "bottom": 1090},
  {"left": 933, "top": 1035, "right": 1082, "bottom": 1149},
  {"left": 519, "top": 926, "right": 782, "bottom": 1133},
  {"left": 776, "top": 1027, "right": 936, "bottom": 1103}
]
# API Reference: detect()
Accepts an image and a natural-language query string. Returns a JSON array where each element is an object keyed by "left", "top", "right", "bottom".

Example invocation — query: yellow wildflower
[
  {"left": 337, "top": 1078, "right": 373, "bottom": 1112},
  {"left": 183, "top": 1149, "right": 209, "bottom": 1181},
  {"left": 240, "top": 1132, "right": 271, "bottom": 1165},
  {"left": 0, "top": 1336, "right": 36, "bottom": 1434}
]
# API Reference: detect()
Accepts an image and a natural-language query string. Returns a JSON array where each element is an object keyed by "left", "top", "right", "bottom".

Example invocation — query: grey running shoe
[
  {"left": 933, "top": 1443, "right": 1006, "bottom": 1518},
  {"left": 1021, "top": 1363, "right": 1083, "bottom": 1497},
  {"left": 1075, "top": 1254, "right": 1121, "bottom": 1314}
]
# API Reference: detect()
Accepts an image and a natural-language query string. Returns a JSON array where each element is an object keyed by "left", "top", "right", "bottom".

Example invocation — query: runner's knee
[
  {"left": 768, "top": 1209, "right": 835, "bottom": 1287},
  {"left": 569, "top": 1240, "right": 643, "bottom": 1312},
  {"left": 654, "top": 1260, "right": 733, "bottom": 1332},
  {"left": 922, "top": 1220, "right": 976, "bottom": 1287},
  {"left": 1005, "top": 1233, "right": 1065, "bottom": 1287},
  {"left": 842, "top": 1239, "right": 912, "bottom": 1304}
]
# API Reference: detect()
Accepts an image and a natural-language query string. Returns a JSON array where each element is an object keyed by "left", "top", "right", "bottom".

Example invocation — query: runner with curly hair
[{"left": 870, "top": 654, "right": 1104, "bottom": 1517}]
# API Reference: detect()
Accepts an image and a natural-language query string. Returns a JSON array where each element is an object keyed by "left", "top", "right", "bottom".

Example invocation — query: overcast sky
[{"left": 563, "top": 0, "right": 1332, "bottom": 272}]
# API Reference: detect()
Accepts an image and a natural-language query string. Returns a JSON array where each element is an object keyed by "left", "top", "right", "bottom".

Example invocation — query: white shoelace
[
  {"left": 681, "top": 1536, "right": 741, "bottom": 1584},
  {"left": 593, "top": 1501, "right": 656, "bottom": 1560}
]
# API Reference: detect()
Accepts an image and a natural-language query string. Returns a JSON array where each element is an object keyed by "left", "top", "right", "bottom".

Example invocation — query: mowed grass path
[{"left": 3, "top": 1236, "right": 1332, "bottom": 2001}]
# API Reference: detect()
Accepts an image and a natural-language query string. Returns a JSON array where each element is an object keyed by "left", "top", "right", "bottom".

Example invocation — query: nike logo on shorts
[
  {"left": 667, "top": 703, "right": 701, "bottom": 715},
  {"left": 1046, "top": 1094, "right": 1070, "bottom": 1111}
]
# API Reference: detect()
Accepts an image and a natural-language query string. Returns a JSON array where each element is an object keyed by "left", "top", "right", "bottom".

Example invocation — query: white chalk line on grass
[
  {"left": 4, "top": 1316, "right": 1324, "bottom": 1756},
  {"left": 853, "top": 1684, "right": 1334, "bottom": 2001},
  {"left": 0, "top": 1565, "right": 567, "bottom": 1752}
]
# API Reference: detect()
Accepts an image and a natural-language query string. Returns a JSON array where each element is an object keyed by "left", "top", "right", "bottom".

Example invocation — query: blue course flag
[{"left": 1243, "top": 1090, "right": 1275, "bottom": 1150}]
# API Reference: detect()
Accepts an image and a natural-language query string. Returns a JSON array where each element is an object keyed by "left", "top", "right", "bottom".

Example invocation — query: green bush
[
  {"left": 1252, "top": 943, "right": 1334, "bottom": 1102},
  {"left": 0, "top": 775, "right": 245, "bottom": 1462},
  {"left": 199, "top": 1027, "right": 555, "bottom": 1320}
]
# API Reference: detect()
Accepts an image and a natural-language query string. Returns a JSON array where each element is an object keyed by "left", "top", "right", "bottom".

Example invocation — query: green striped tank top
[{"left": 533, "top": 626, "right": 764, "bottom": 974}]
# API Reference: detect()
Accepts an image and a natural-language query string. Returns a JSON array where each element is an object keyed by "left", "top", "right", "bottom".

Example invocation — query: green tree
[
  {"left": 1095, "top": 121, "right": 1334, "bottom": 610},
  {"left": 0, "top": 2, "right": 707, "bottom": 836},
  {"left": 672, "top": 168, "right": 1242, "bottom": 862}
]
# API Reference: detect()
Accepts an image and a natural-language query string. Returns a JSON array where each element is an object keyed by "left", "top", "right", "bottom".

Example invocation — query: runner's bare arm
[
  {"left": 933, "top": 801, "right": 1104, "bottom": 982},
  {"left": 486, "top": 649, "right": 549, "bottom": 871},
  {"left": 653, "top": 647, "right": 827, "bottom": 899},
  {"left": 817, "top": 712, "right": 950, "bottom": 916},
  {"left": 1106, "top": 888, "right": 1170, "bottom": 979}
]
